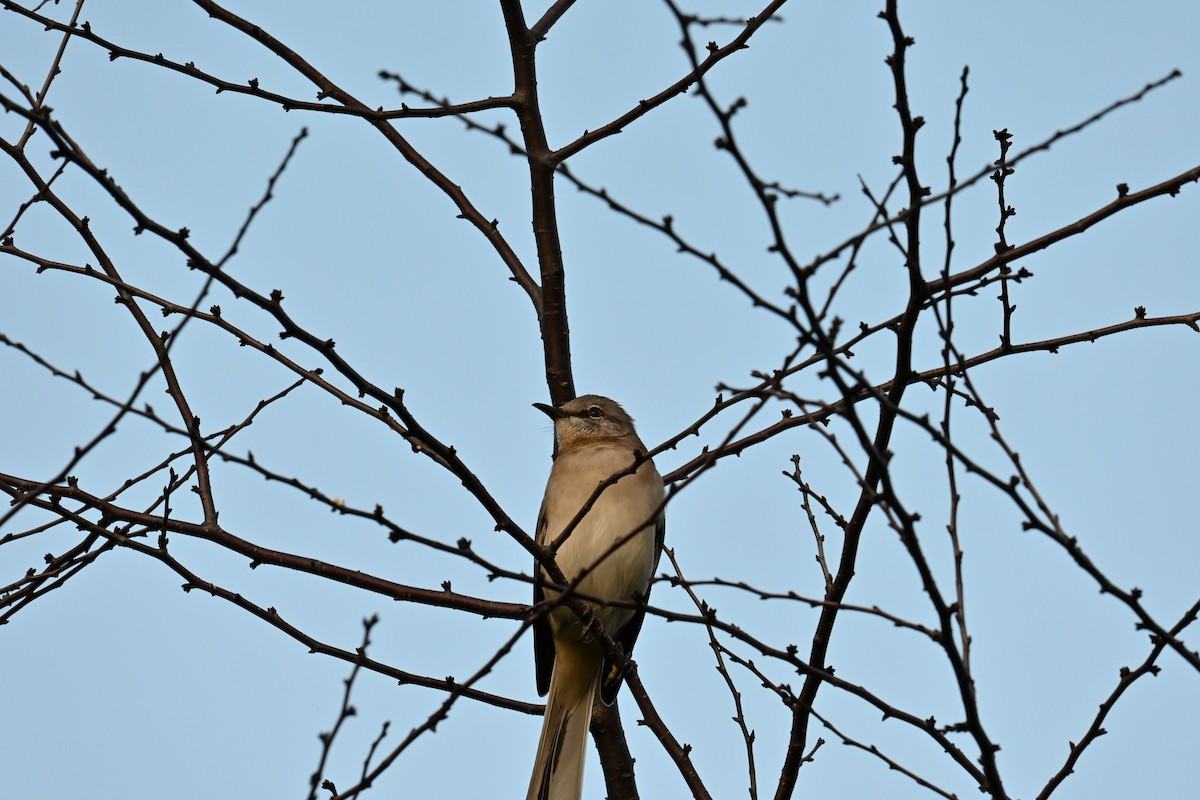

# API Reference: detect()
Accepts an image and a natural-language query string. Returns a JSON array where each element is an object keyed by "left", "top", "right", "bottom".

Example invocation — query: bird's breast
[{"left": 538, "top": 445, "right": 664, "bottom": 637}]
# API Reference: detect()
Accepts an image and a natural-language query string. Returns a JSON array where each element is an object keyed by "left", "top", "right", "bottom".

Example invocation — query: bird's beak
[{"left": 532, "top": 402, "right": 564, "bottom": 420}]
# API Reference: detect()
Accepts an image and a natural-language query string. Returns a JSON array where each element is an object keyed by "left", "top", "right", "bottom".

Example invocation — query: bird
[{"left": 526, "top": 394, "right": 666, "bottom": 800}]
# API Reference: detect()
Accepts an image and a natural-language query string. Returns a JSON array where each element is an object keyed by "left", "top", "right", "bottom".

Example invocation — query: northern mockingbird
[{"left": 526, "top": 395, "right": 666, "bottom": 800}]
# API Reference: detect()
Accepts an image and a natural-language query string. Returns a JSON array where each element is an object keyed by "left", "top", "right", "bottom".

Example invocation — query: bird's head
[{"left": 533, "top": 394, "right": 642, "bottom": 453}]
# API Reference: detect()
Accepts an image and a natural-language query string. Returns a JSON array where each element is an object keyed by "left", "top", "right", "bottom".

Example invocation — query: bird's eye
[{"left": 588, "top": 405, "right": 604, "bottom": 419}]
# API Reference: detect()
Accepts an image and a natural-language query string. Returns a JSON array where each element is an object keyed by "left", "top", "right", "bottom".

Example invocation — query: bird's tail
[{"left": 526, "top": 640, "right": 601, "bottom": 800}]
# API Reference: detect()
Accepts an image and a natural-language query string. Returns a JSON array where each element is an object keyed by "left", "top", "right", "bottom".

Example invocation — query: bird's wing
[
  {"left": 599, "top": 511, "right": 665, "bottom": 705},
  {"left": 533, "top": 505, "right": 555, "bottom": 696}
]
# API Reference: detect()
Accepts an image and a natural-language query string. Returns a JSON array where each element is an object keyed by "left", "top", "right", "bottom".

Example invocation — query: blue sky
[{"left": 2, "top": 2, "right": 1198, "bottom": 799}]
